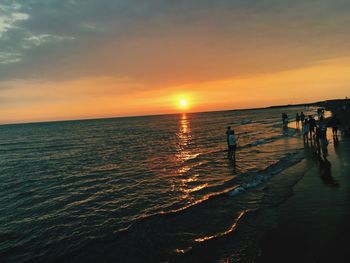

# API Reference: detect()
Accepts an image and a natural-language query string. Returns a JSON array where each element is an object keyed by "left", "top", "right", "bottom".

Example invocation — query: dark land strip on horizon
[{"left": 1, "top": 98, "right": 349, "bottom": 126}]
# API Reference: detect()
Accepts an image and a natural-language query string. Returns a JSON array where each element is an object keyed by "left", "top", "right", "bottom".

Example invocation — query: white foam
[
  {"left": 241, "top": 119, "right": 252, "bottom": 125},
  {"left": 229, "top": 186, "right": 246, "bottom": 196},
  {"left": 251, "top": 139, "right": 266, "bottom": 146}
]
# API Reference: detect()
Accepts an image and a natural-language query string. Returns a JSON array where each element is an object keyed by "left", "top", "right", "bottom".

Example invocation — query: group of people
[
  {"left": 295, "top": 112, "right": 306, "bottom": 128},
  {"left": 296, "top": 110, "right": 341, "bottom": 157},
  {"left": 301, "top": 115, "right": 329, "bottom": 156},
  {"left": 226, "top": 109, "right": 343, "bottom": 162}
]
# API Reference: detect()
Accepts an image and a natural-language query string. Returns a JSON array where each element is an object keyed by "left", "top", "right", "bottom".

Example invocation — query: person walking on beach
[
  {"left": 295, "top": 113, "right": 300, "bottom": 128},
  {"left": 228, "top": 130, "right": 238, "bottom": 162},
  {"left": 303, "top": 119, "right": 310, "bottom": 143},
  {"left": 226, "top": 126, "right": 232, "bottom": 150}
]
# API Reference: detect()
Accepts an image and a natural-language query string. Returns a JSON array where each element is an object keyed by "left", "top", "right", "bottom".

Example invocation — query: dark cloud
[{"left": 1, "top": 0, "right": 350, "bottom": 84}]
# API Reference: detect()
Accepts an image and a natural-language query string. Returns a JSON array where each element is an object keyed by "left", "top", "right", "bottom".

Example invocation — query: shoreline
[{"left": 255, "top": 126, "right": 350, "bottom": 262}]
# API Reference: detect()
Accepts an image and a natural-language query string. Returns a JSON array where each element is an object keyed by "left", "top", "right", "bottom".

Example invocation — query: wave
[
  {"left": 228, "top": 153, "right": 301, "bottom": 197},
  {"left": 62, "top": 150, "right": 307, "bottom": 263},
  {"left": 241, "top": 119, "right": 253, "bottom": 125},
  {"left": 117, "top": 150, "right": 306, "bottom": 226},
  {"left": 194, "top": 210, "right": 246, "bottom": 243}
]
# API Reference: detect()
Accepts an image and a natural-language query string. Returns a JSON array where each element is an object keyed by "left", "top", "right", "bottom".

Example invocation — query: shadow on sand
[{"left": 318, "top": 156, "right": 339, "bottom": 188}]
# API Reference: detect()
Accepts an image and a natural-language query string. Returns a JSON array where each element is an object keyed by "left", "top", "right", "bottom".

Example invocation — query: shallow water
[{"left": 0, "top": 106, "right": 316, "bottom": 262}]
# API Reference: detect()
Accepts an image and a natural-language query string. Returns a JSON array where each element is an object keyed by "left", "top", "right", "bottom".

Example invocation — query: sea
[{"left": 0, "top": 106, "right": 318, "bottom": 262}]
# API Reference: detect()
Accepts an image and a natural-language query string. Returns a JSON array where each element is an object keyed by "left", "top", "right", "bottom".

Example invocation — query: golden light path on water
[{"left": 174, "top": 113, "right": 204, "bottom": 200}]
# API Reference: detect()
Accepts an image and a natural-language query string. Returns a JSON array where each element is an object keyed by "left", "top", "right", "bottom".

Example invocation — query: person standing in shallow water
[
  {"left": 226, "top": 126, "right": 231, "bottom": 150},
  {"left": 303, "top": 119, "right": 310, "bottom": 143},
  {"left": 295, "top": 113, "right": 300, "bottom": 128},
  {"left": 282, "top": 113, "right": 288, "bottom": 127},
  {"left": 309, "top": 116, "right": 316, "bottom": 139},
  {"left": 228, "top": 130, "right": 238, "bottom": 162},
  {"left": 300, "top": 112, "right": 305, "bottom": 126}
]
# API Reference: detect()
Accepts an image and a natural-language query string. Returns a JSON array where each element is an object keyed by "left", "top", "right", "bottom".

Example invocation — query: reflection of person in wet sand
[
  {"left": 318, "top": 157, "right": 339, "bottom": 188},
  {"left": 303, "top": 119, "right": 310, "bottom": 143},
  {"left": 331, "top": 115, "right": 340, "bottom": 136}
]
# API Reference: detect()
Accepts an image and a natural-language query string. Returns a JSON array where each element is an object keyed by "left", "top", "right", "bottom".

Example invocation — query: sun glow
[{"left": 178, "top": 97, "right": 189, "bottom": 111}]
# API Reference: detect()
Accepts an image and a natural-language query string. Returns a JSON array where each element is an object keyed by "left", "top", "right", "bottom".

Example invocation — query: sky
[{"left": 1, "top": 0, "right": 350, "bottom": 123}]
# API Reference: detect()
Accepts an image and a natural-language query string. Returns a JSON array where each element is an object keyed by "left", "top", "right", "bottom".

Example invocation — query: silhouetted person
[
  {"left": 226, "top": 126, "right": 231, "bottom": 150},
  {"left": 315, "top": 126, "right": 322, "bottom": 155},
  {"left": 300, "top": 111, "right": 305, "bottom": 124},
  {"left": 318, "top": 115, "right": 327, "bottom": 137},
  {"left": 317, "top": 108, "right": 324, "bottom": 118},
  {"left": 303, "top": 119, "right": 310, "bottom": 143},
  {"left": 332, "top": 115, "right": 340, "bottom": 136},
  {"left": 295, "top": 113, "right": 300, "bottom": 128},
  {"left": 228, "top": 130, "right": 238, "bottom": 162},
  {"left": 309, "top": 115, "right": 316, "bottom": 139},
  {"left": 282, "top": 113, "right": 288, "bottom": 128}
]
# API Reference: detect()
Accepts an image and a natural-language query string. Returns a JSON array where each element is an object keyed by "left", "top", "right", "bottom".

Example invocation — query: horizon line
[{"left": 0, "top": 98, "right": 338, "bottom": 126}]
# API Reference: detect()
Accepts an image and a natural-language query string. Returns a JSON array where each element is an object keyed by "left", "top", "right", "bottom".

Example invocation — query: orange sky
[
  {"left": 1, "top": 1, "right": 350, "bottom": 124},
  {"left": 1, "top": 56, "right": 350, "bottom": 124}
]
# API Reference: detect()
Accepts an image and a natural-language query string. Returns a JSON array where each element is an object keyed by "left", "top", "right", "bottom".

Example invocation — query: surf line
[{"left": 194, "top": 210, "right": 246, "bottom": 242}]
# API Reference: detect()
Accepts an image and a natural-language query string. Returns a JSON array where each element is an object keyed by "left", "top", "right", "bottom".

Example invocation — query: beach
[{"left": 256, "top": 130, "right": 350, "bottom": 262}]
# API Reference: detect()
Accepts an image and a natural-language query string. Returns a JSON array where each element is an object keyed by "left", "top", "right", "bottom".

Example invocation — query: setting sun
[{"left": 178, "top": 97, "right": 190, "bottom": 111}]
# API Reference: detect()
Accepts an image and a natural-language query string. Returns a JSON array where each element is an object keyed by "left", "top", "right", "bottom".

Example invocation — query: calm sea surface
[{"left": 0, "top": 107, "right": 315, "bottom": 262}]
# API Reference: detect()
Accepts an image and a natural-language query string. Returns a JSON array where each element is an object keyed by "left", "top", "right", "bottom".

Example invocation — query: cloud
[
  {"left": 0, "top": 51, "right": 21, "bottom": 64},
  {"left": 0, "top": 0, "right": 350, "bottom": 84},
  {"left": 1, "top": 0, "right": 350, "bottom": 123},
  {"left": 21, "top": 34, "right": 75, "bottom": 49},
  {"left": 0, "top": 2, "right": 29, "bottom": 38}
]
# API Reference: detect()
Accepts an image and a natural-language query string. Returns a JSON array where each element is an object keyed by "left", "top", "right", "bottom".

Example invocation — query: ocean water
[{"left": 0, "top": 107, "right": 315, "bottom": 262}]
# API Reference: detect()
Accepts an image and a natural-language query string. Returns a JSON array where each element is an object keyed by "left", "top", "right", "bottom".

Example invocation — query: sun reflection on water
[
  {"left": 174, "top": 113, "right": 203, "bottom": 198},
  {"left": 175, "top": 113, "right": 194, "bottom": 162}
]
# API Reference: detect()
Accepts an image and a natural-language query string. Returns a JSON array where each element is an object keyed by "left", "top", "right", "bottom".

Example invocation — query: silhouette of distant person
[
  {"left": 303, "top": 119, "right": 310, "bottom": 143},
  {"left": 318, "top": 116, "right": 327, "bottom": 137},
  {"left": 295, "top": 113, "right": 300, "bottom": 128},
  {"left": 226, "top": 126, "right": 231, "bottom": 150},
  {"left": 300, "top": 111, "right": 305, "bottom": 124},
  {"left": 309, "top": 115, "right": 316, "bottom": 139},
  {"left": 315, "top": 126, "right": 322, "bottom": 155},
  {"left": 331, "top": 115, "right": 340, "bottom": 136},
  {"left": 228, "top": 130, "right": 238, "bottom": 163},
  {"left": 282, "top": 113, "right": 288, "bottom": 128}
]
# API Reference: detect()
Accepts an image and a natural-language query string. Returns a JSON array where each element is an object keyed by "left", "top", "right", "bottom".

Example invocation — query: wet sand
[{"left": 256, "top": 131, "right": 350, "bottom": 263}]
